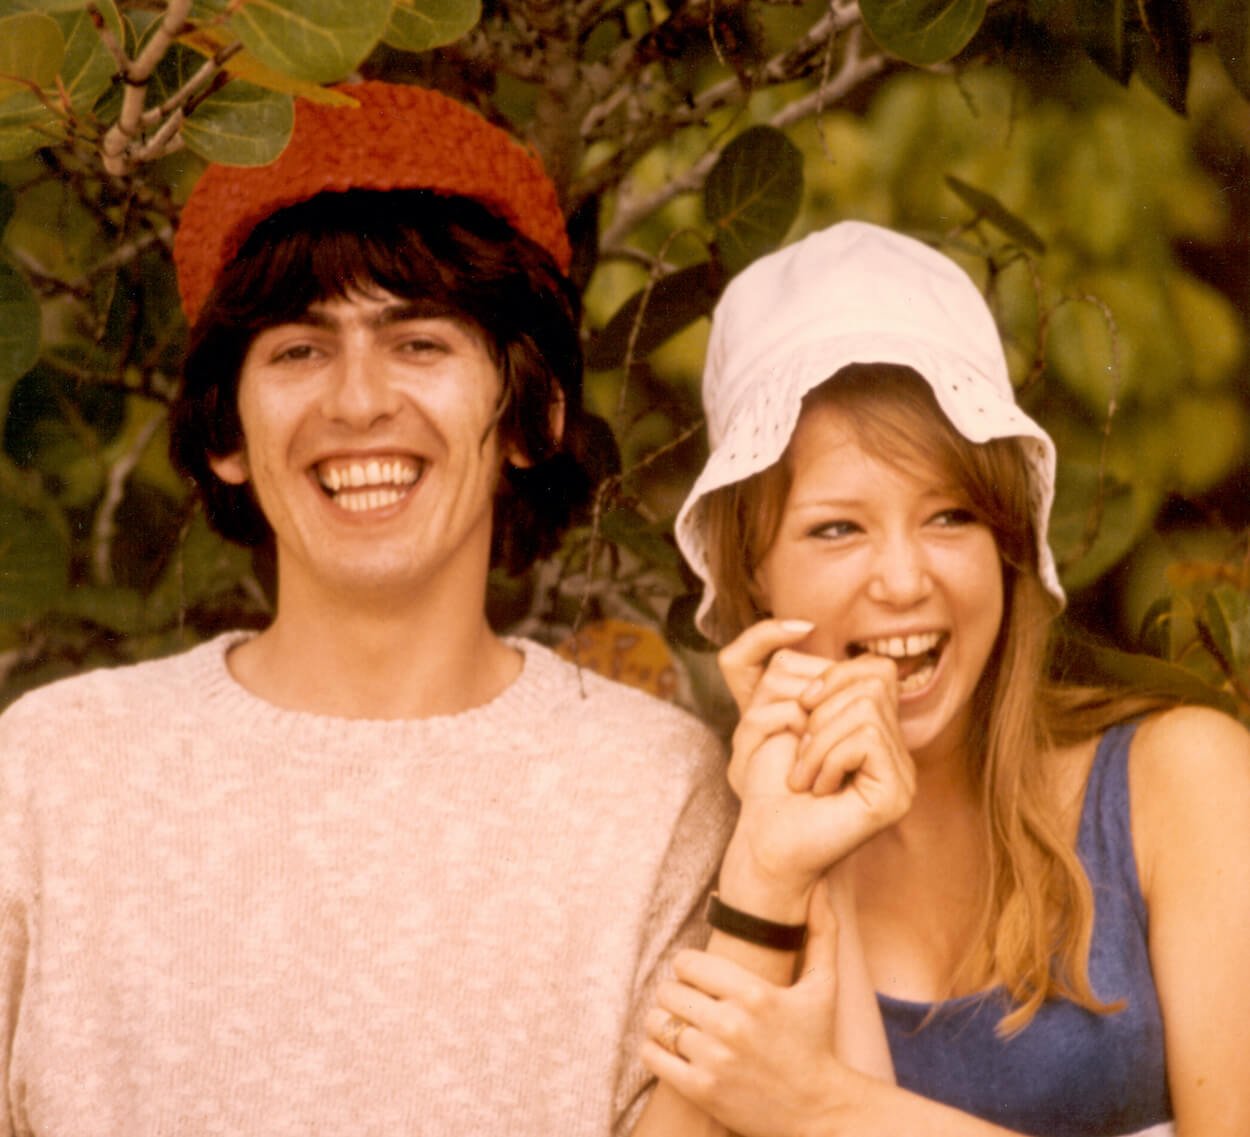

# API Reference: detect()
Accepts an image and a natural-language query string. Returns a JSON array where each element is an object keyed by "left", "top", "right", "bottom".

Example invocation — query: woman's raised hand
[{"left": 718, "top": 620, "right": 916, "bottom": 885}]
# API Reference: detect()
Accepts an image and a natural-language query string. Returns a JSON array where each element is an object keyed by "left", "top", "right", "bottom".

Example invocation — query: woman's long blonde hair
[{"left": 702, "top": 364, "right": 1172, "bottom": 1034}]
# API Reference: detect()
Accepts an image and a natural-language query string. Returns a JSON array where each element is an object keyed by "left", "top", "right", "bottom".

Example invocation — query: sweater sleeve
[
  {"left": 0, "top": 704, "right": 35, "bottom": 1137},
  {"left": 612, "top": 723, "right": 736, "bottom": 1137}
]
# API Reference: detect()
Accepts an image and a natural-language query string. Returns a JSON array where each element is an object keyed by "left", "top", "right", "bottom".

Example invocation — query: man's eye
[
  {"left": 394, "top": 332, "right": 446, "bottom": 354},
  {"left": 271, "top": 343, "right": 319, "bottom": 363},
  {"left": 933, "top": 508, "right": 977, "bottom": 526}
]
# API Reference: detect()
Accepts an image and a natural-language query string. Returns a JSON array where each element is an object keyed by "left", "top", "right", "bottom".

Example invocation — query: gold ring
[{"left": 657, "top": 1014, "right": 687, "bottom": 1056}]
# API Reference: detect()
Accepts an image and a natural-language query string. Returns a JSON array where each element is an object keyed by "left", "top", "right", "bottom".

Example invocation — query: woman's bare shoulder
[{"left": 1127, "top": 705, "right": 1250, "bottom": 891}]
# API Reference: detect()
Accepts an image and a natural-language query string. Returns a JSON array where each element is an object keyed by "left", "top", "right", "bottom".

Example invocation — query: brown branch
[{"left": 97, "top": 0, "right": 205, "bottom": 177}]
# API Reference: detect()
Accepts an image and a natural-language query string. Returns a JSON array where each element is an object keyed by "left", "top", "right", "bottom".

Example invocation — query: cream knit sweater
[{"left": 0, "top": 633, "right": 735, "bottom": 1136}]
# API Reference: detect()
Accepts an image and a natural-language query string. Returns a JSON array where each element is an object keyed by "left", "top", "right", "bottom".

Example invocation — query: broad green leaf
[
  {"left": 0, "top": 91, "right": 59, "bottom": 160},
  {"left": 1083, "top": 642, "right": 1236, "bottom": 713},
  {"left": 179, "top": 26, "right": 361, "bottom": 105},
  {"left": 182, "top": 79, "right": 293, "bottom": 166},
  {"left": 384, "top": 0, "right": 480, "bottom": 52},
  {"left": 1200, "top": 584, "right": 1250, "bottom": 679},
  {"left": 0, "top": 261, "right": 40, "bottom": 410},
  {"left": 146, "top": 510, "right": 254, "bottom": 622},
  {"left": 704, "top": 126, "right": 802, "bottom": 276},
  {"left": 0, "top": 13, "right": 64, "bottom": 102},
  {"left": 58, "top": 586, "right": 151, "bottom": 635},
  {"left": 859, "top": 0, "right": 986, "bottom": 65},
  {"left": 0, "top": 500, "right": 69, "bottom": 623},
  {"left": 226, "top": 0, "right": 393, "bottom": 84},
  {"left": 1213, "top": 0, "right": 1250, "bottom": 101},
  {"left": 599, "top": 507, "right": 681, "bottom": 572},
  {"left": 1170, "top": 395, "right": 1248, "bottom": 495},
  {"left": 586, "top": 263, "right": 720, "bottom": 371},
  {"left": 1050, "top": 460, "right": 1139, "bottom": 591},
  {"left": 54, "top": 0, "right": 122, "bottom": 112},
  {"left": 665, "top": 592, "right": 715, "bottom": 652},
  {"left": 944, "top": 176, "right": 1045, "bottom": 253},
  {"left": 0, "top": 1, "right": 87, "bottom": 12},
  {"left": 1136, "top": 595, "right": 1174, "bottom": 660}
]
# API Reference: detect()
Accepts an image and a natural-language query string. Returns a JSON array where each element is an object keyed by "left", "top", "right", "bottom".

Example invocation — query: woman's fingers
[
  {"left": 718, "top": 619, "right": 819, "bottom": 711},
  {"left": 729, "top": 699, "right": 809, "bottom": 794}
]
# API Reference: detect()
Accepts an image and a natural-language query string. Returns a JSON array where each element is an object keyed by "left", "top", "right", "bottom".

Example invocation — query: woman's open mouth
[{"left": 846, "top": 631, "right": 947, "bottom": 694}]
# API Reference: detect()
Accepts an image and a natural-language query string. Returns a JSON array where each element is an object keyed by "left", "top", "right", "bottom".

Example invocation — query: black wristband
[{"left": 706, "top": 892, "right": 808, "bottom": 952}]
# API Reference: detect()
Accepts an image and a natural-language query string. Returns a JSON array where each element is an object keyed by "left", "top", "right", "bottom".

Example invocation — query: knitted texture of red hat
[{"left": 173, "top": 81, "right": 571, "bottom": 324}]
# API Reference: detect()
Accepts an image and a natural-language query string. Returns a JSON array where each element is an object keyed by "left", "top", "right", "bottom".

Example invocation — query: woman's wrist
[{"left": 717, "top": 832, "right": 819, "bottom": 925}]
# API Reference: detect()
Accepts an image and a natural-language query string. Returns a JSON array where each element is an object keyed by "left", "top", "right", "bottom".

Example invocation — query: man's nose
[{"left": 322, "top": 349, "right": 402, "bottom": 429}]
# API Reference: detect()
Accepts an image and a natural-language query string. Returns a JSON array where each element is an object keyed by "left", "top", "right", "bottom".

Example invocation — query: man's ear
[
  {"left": 208, "top": 449, "right": 250, "bottom": 485},
  {"left": 505, "top": 389, "right": 566, "bottom": 469}
]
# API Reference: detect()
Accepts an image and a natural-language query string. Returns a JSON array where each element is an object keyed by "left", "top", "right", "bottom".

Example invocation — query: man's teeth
[
  {"left": 317, "top": 458, "right": 422, "bottom": 511},
  {"left": 853, "top": 632, "right": 942, "bottom": 659}
]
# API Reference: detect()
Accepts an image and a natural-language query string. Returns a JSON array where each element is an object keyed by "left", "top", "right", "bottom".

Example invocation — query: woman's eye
[{"left": 809, "top": 520, "right": 860, "bottom": 540}]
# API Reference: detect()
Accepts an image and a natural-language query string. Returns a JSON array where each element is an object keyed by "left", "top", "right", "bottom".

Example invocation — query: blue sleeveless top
[{"left": 879, "top": 721, "right": 1172, "bottom": 1136}]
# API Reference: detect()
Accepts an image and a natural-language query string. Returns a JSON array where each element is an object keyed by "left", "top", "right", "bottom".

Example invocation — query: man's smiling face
[{"left": 209, "top": 289, "right": 513, "bottom": 608}]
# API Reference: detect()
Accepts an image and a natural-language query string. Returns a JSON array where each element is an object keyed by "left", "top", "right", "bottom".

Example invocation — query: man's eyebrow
[{"left": 371, "top": 300, "right": 460, "bottom": 328}]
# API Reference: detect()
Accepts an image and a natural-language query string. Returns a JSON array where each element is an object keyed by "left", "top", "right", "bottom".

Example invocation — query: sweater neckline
[{"left": 188, "top": 630, "right": 571, "bottom": 746}]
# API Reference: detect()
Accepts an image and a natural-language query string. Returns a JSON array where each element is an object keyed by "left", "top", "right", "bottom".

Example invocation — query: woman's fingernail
[
  {"left": 782, "top": 619, "right": 814, "bottom": 633},
  {"left": 802, "top": 679, "right": 823, "bottom": 701}
]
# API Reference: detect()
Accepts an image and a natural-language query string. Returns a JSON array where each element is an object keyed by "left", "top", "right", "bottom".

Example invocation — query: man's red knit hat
[{"left": 173, "top": 81, "right": 572, "bottom": 325}]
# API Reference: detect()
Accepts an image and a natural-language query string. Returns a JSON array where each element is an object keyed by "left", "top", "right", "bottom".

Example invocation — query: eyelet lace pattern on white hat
[{"left": 674, "top": 220, "right": 1063, "bottom": 644}]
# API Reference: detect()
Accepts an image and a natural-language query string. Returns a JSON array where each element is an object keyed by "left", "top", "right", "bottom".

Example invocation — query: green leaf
[
  {"left": 1083, "top": 642, "right": 1237, "bottom": 713},
  {"left": 858, "top": 0, "right": 987, "bottom": 65},
  {"left": 0, "top": 499, "right": 68, "bottom": 623},
  {"left": 1136, "top": 595, "right": 1173, "bottom": 659},
  {"left": 0, "top": 91, "right": 58, "bottom": 160},
  {"left": 55, "top": 0, "right": 122, "bottom": 112},
  {"left": 598, "top": 506, "right": 681, "bottom": 572},
  {"left": 0, "top": 12, "right": 64, "bottom": 102},
  {"left": 58, "top": 586, "right": 151, "bottom": 635},
  {"left": 704, "top": 125, "right": 803, "bottom": 276},
  {"left": 226, "top": 0, "right": 393, "bottom": 84},
  {"left": 1050, "top": 460, "right": 1140, "bottom": 591},
  {"left": 665, "top": 592, "right": 715, "bottom": 652},
  {"left": 944, "top": 176, "right": 1046, "bottom": 253},
  {"left": 1199, "top": 583, "right": 1250, "bottom": 678},
  {"left": 586, "top": 263, "right": 720, "bottom": 371},
  {"left": 0, "top": 260, "right": 40, "bottom": 412},
  {"left": 0, "top": 1, "right": 87, "bottom": 13},
  {"left": 1213, "top": 0, "right": 1250, "bottom": 102},
  {"left": 384, "top": 0, "right": 481, "bottom": 53},
  {"left": 182, "top": 79, "right": 294, "bottom": 166}
]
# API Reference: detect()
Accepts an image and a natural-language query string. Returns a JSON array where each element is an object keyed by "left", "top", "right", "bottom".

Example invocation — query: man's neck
[{"left": 226, "top": 586, "right": 523, "bottom": 721}]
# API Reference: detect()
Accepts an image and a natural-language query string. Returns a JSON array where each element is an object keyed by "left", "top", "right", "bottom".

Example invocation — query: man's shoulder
[
  {"left": 513, "top": 638, "right": 726, "bottom": 761},
  {"left": 0, "top": 634, "right": 229, "bottom": 730}
]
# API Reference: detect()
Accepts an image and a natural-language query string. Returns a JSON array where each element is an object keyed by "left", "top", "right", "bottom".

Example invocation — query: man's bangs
[{"left": 221, "top": 213, "right": 451, "bottom": 330}]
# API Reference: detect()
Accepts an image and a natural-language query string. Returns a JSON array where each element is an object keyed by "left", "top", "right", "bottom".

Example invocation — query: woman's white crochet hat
[{"left": 674, "top": 220, "right": 1063, "bottom": 644}]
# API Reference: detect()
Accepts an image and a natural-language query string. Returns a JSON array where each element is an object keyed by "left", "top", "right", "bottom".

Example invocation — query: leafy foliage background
[{"left": 0, "top": 0, "right": 1247, "bottom": 724}]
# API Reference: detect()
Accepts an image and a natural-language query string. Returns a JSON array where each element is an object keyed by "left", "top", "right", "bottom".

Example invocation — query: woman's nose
[{"left": 867, "top": 533, "right": 933, "bottom": 607}]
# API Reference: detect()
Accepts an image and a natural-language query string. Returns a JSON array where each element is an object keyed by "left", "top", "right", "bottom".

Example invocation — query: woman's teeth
[
  {"left": 316, "top": 458, "right": 422, "bottom": 512},
  {"left": 848, "top": 632, "right": 944, "bottom": 693}
]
